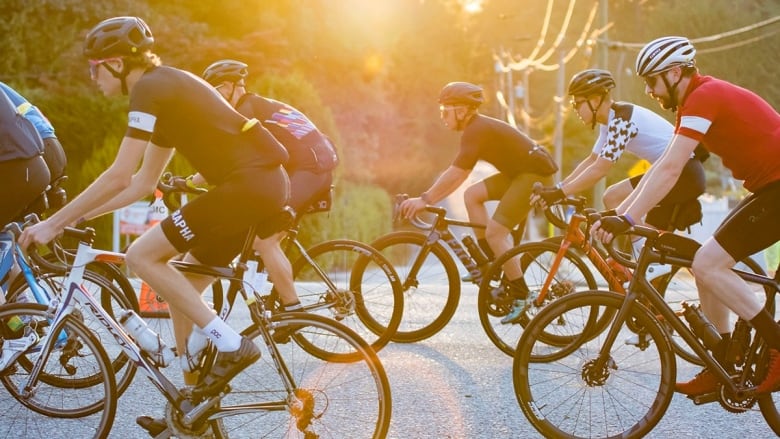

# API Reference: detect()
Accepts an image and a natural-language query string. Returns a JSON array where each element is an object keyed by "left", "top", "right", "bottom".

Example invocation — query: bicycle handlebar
[
  {"left": 532, "top": 182, "right": 589, "bottom": 230},
  {"left": 157, "top": 172, "right": 207, "bottom": 211},
  {"left": 393, "top": 193, "right": 479, "bottom": 231},
  {"left": 588, "top": 211, "right": 660, "bottom": 268}
]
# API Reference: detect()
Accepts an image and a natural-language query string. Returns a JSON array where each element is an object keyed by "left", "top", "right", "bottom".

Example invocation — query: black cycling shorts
[
  {"left": 714, "top": 179, "right": 780, "bottom": 263},
  {"left": 160, "top": 166, "right": 289, "bottom": 266},
  {"left": 0, "top": 155, "right": 50, "bottom": 226}
]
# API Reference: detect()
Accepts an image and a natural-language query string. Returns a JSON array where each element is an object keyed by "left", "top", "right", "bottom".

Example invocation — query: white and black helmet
[{"left": 635, "top": 36, "right": 696, "bottom": 77}]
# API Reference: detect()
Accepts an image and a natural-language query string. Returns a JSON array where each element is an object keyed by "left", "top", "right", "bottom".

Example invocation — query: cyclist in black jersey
[
  {"left": 18, "top": 16, "right": 290, "bottom": 436},
  {"left": 399, "top": 81, "right": 558, "bottom": 324},
  {"left": 200, "top": 59, "right": 337, "bottom": 320}
]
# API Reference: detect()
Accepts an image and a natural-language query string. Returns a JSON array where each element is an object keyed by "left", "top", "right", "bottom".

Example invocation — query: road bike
[
  {"left": 478, "top": 192, "right": 766, "bottom": 359},
  {"left": 512, "top": 220, "right": 780, "bottom": 438},
  {"left": 371, "top": 196, "right": 500, "bottom": 342},
  {"left": 0, "top": 219, "right": 392, "bottom": 438},
  {"left": 146, "top": 176, "right": 404, "bottom": 354}
]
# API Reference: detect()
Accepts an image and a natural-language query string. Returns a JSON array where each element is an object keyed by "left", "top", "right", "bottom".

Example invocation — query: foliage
[{"left": 4, "top": 0, "right": 780, "bottom": 246}]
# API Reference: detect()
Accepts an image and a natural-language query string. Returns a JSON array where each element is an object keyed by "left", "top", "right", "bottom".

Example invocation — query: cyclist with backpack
[
  {"left": 18, "top": 16, "right": 291, "bottom": 436},
  {"left": 200, "top": 59, "right": 338, "bottom": 320},
  {"left": 592, "top": 36, "right": 780, "bottom": 396},
  {"left": 399, "top": 81, "right": 559, "bottom": 324},
  {"left": 533, "top": 69, "right": 706, "bottom": 277}
]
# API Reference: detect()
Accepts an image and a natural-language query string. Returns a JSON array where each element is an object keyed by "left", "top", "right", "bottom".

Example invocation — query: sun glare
[{"left": 462, "top": 0, "right": 484, "bottom": 14}]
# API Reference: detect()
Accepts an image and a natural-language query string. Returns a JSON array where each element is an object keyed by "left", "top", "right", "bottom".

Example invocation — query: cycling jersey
[
  {"left": 453, "top": 114, "right": 537, "bottom": 176},
  {"left": 234, "top": 93, "right": 337, "bottom": 174},
  {"left": 126, "top": 66, "right": 290, "bottom": 265},
  {"left": 676, "top": 74, "right": 780, "bottom": 192},
  {"left": 593, "top": 102, "right": 673, "bottom": 164},
  {"left": 126, "top": 66, "right": 288, "bottom": 185}
]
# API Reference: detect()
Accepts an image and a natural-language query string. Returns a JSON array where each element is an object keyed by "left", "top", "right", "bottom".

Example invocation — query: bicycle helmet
[
  {"left": 84, "top": 16, "right": 154, "bottom": 59},
  {"left": 439, "top": 82, "right": 484, "bottom": 107},
  {"left": 568, "top": 69, "right": 615, "bottom": 97},
  {"left": 202, "top": 60, "right": 249, "bottom": 86},
  {"left": 635, "top": 36, "right": 696, "bottom": 77}
]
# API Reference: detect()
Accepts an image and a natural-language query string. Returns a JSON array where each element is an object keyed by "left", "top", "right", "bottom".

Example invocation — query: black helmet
[
  {"left": 568, "top": 69, "right": 615, "bottom": 96},
  {"left": 84, "top": 16, "right": 154, "bottom": 59},
  {"left": 439, "top": 82, "right": 484, "bottom": 107},
  {"left": 202, "top": 60, "right": 249, "bottom": 86}
]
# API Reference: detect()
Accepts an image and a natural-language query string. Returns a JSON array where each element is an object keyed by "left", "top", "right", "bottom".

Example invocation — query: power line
[{"left": 600, "top": 14, "right": 780, "bottom": 51}]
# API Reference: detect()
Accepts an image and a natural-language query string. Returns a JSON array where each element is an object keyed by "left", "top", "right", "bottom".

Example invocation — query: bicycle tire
[
  {"left": 370, "top": 231, "right": 461, "bottom": 342},
  {"left": 289, "top": 239, "right": 403, "bottom": 353},
  {"left": 6, "top": 268, "right": 138, "bottom": 396},
  {"left": 513, "top": 290, "right": 676, "bottom": 438},
  {"left": 207, "top": 312, "right": 392, "bottom": 438},
  {"left": 0, "top": 303, "right": 117, "bottom": 438},
  {"left": 478, "top": 241, "right": 598, "bottom": 356}
]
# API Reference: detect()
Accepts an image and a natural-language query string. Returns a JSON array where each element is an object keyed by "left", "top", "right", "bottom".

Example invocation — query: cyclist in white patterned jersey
[
  {"left": 534, "top": 69, "right": 705, "bottom": 227},
  {"left": 18, "top": 17, "right": 290, "bottom": 436}
]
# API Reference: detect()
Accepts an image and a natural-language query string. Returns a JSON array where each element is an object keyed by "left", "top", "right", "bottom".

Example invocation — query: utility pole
[{"left": 592, "top": 0, "right": 609, "bottom": 209}]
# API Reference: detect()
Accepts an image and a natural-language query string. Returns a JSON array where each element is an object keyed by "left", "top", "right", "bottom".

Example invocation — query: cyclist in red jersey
[
  {"left": 18, "top": 17, "right": 291, "bottom": 436},
  {"left": 592, "top": 36, "right": 780, "bottom": 396}
]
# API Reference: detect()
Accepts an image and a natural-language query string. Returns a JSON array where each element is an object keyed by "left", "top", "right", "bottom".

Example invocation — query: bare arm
[
  {"left": 561, "top": 154, "right": 613, "bottom": 196},
  {"left": 81, "top": 142, "right": 174, "bottom": 221},
  {"left": 619, "top": 134, "right": 698, "bottom": 220},
  {"left": 561, "top": 153, "right": 597, "bottom": 187},
  {"left": 400, "top": 166, "right": 470, "bottom": 218}
]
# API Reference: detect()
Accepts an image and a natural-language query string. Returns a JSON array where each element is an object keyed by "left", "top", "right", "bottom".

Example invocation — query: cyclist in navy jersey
[
  {"left": 200, "top": 59, "right": 337, "bottom": 320},
  {"left": 533, "top": 69, "right": 706, "bottom": 278},
  {"left": 593, "top": 36, "right": 780, "bottom": 396},
  {"left": 18, "top": 16, "right": 289, "bottom": 435},
  {"left": 399, "top": 81, "right": 558, "bottom": 324}
]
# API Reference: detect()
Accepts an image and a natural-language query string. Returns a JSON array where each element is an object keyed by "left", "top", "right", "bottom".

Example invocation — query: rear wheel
[
  {"left": 290, "top": 239, "right": 403, "bottom": 353},
  {"left": 478, "top": 241, "right": 598, "bottom": 356}
]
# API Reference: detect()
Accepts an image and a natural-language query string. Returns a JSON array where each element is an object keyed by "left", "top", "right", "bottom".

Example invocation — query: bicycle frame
[
  {"left": 23, "top": 228, "right": 305, "bottom": 430},
  {"left": 593, "top": 235, "right": 778, "bottom": 401},
  {"left": 406, "top": 206, "right": 486, "bottom": 284}
]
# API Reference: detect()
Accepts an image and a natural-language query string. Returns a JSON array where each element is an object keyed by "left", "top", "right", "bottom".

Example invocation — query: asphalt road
[{"left": 0, "top": 282, "right": 777, "bottom": 438}]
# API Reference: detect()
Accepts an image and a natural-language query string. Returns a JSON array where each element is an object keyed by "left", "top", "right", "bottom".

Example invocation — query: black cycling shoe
[
  {"left": 136, "top": 415, "right": 167, "bottom": 437},
  {"left": 193, "top": 336, "right": 260, "bottom": 397}
]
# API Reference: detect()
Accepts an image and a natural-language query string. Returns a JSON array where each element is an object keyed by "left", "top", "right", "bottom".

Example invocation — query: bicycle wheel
[
  {"left": 290, "top": 239, "right": 403, "bottom": 353},
  {"left": 370, "top": 231, "right": 460, "bottom": 342},
  {"left": 209, "top": 312, "right": 391, "bottom": 438},
  {"left": 0, "top": 303, "right": 116, "bottom": 438},
  {"left": 513, "top": 291, "right": 676, "bottom": 438},
  {"left": 654, "top": 256, "right": 767, "bottom": 366},
  {"left": 7, "top": 269, "right": 138, "bottom": 396},
  {"left": 478, "top": 241, "right": 598, "bottom": 356}
]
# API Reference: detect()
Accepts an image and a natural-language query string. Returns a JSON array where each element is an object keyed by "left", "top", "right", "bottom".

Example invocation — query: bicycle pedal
[{"left": 689, "top": 391, "right": 719, "bottom": 405}]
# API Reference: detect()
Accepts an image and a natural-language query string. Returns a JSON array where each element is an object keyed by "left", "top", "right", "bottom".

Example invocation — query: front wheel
[
  {"left": 371, "top": 231, "right": 461, "bottom": 342},
  {"left": 513, "top": 291, "right": 676, "bottom": 439},
  {"left": 478, "top": 241, "right": 597, "bottom": 356},
  {"left": 213, "top": 312, "right": 392, "bottom": 438},
  {"left": 0, "top": 303, "right": 117, "bottom": 438}
]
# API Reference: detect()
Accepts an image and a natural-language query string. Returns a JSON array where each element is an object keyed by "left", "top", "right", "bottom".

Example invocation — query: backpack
[{"left": 0, "top": 91, "right": 44, "bottom": 162}]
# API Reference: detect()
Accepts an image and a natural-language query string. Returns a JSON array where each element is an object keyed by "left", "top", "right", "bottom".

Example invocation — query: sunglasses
[{"left": 88, "top": 57, "right": 122, "bottom": 79}]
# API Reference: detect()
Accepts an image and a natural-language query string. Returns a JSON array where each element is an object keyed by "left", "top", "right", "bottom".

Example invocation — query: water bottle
[
  {"left": 181, "top": 324, "right": 209, "bottom": 372},
  {"left": 462, "top": 235, "right": 489, "bottom": 267},
  {"left": 681, "top": 302, "right": 722, "bottom": 350},
  {"left": 726, "top": 319, "right": 751, "bottom": 366},
  {"left": 118, "top": 309, "right": 176, "bottom": 367}
]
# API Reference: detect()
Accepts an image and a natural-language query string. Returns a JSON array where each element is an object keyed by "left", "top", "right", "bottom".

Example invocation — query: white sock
[{"left": 202, "top": 317, "right": 242, "bottom": 352}]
